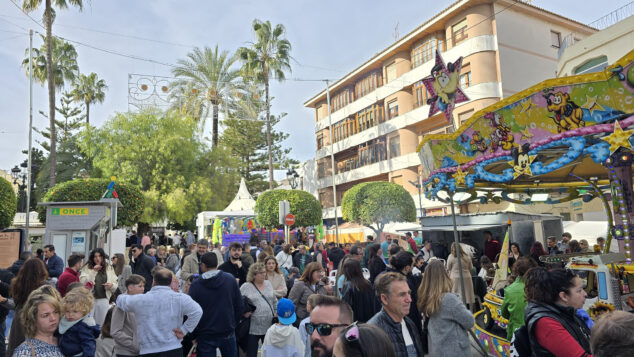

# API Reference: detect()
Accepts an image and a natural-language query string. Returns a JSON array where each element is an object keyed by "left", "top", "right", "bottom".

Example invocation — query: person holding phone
[{"left": 79, "top": 248, "right": 118, "bottom": 326}]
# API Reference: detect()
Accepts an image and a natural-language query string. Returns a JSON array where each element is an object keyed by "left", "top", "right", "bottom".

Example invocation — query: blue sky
[{"left": 0, "top": 0, "right": 631, "bottom": 179}]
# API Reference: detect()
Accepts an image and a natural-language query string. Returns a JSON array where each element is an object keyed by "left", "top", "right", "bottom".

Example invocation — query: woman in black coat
[
  {"left": 341, "top": 259, "right": 377, "bottom": 323},
  {"left": 367, "top": 244, "right": 386, "bottom": 284}
]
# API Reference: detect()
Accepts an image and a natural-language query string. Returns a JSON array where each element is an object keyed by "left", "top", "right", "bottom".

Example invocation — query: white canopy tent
[{"left": 196, "top": 178, "right": 256, "bottom": 239}]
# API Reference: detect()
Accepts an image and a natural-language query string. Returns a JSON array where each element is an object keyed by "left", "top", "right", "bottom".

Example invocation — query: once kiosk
[{"left": 39, "top": 198, "right": 121, "bottom": 264}]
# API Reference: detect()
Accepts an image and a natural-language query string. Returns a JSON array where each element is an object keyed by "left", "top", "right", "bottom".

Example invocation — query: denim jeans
[{"left": 196, "top": 334, "right": 237, "bottom": 357}]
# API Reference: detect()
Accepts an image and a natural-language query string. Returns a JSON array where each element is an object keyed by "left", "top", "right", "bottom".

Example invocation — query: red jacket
[{"left": 57, "top": 267, "right": 80, "bottom": 297}]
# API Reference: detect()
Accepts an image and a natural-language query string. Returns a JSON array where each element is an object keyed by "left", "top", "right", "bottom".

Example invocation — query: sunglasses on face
[{"left": 305, "top": 322, "right": 347, "bottom": 336}]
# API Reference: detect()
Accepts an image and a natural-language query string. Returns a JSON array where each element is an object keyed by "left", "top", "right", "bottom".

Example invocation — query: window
[
  {"left": 574, "top": 56, "right": 608, "bottom": 74},
  {"left": 411, "top": 33, "right": 445, "bottom": 68},
  {"left": 317, "top": 134, "right": 324, "bottom": 150},
  {"left": 317, "top": 162, "right": 327, "bottom": 179},
  {"left": 458, "top": 109, "right": 474, "bottom": 125},
  {"left": 385, "top": 62, "right": 397, "bottom": 83},
  {"left": 452, "top": 18, "right": 468, "bottom": 45},
  {"left": 551, "top": 31, "right": 561, "bottom": 48},
  {"left": 388, "top": 136, "right": 401, "bottom": 158},
  {"left": 460, "top": 71, "right": 471, "bottom": 88},
  {"left": 413, "top": 80, "right": 429, "bottom": 108},
  {"left": 357, "top": 104, "right": 384, "bottom": 131},
  {"left": 330, "top": 88, "right": 354, "bottom": 112},
  {"left": 355, "top": 71, "right": 383, "bottom": 98},
  {"left": 387, "top": 100, "right": 399, "bottom": 119}
]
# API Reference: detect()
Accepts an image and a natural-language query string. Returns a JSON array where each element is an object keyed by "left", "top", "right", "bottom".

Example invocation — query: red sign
[{"left": 285, "top": 213, "right": 295, "bottom": 226}]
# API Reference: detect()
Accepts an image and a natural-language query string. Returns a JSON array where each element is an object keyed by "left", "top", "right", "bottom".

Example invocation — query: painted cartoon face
[
  {"left": 518, "top": 152, "right": 530, "bottom": 170},
  {"left": 552, "top": 94, "right": 562, "bottom": 105}
]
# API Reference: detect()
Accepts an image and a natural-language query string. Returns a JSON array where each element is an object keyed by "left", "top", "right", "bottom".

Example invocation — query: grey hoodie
[
  {"left": 111, "top": 302, "right": 139, "bottom": 356},
  {"left": 262, "top": 324, "right": 305, "bottom": 357}
]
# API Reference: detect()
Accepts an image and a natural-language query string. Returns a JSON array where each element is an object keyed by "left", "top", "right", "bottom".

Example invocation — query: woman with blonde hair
[
  {"left": 446, "top": 242, "right": 475, "bottom": 307},
  {"left": 264, "top": 256, "right": 287, "bottom": 299},
  {"left": 240, "top": 262, "right": 278, "bottom": 357},
  {"left": 417, "top": 260, "right": 474, "bottom": 356},
  {"left": 13, "top": 285, "right": 65, "bottom": 356}
]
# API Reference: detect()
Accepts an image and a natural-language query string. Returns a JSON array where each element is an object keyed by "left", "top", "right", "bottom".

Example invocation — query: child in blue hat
[{"left": 262, "top": 298, "right": 305, "bottom": 357}]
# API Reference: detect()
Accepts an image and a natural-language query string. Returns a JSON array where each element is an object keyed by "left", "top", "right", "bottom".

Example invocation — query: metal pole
[
  {"left": 325, "top": 80, "right": 339, "bottom": 244},
  {"left": 417, "top": 176, "right": 424, "bottom": 234},
  {"left": 450, "top": 193, "right": 467, "bottom": 306},
  {"left": 25, "top": 29, "right": 33, "bottom": 244}
]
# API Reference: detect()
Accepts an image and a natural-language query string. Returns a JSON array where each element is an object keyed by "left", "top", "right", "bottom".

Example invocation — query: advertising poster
[
  {"left": 0, "top": 231, "right": 21, "bottom": 268},
  {"left": 71, "top": 231, "right": 86, "bottom": 253}
]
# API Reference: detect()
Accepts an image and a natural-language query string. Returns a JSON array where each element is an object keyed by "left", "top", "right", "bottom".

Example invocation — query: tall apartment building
[{"left": 304, "top": 0, "right": 596, "bottom": 222}]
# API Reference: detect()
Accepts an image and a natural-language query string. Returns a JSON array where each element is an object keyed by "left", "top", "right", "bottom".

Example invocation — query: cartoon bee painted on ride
[{"left": 485, "top": 112, "right": 515, "bottom": 152}]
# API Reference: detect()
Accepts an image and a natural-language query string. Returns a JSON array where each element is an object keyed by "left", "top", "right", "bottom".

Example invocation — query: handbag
[
  {"left": 421, "top": 315, "right": 430, "bottom": 354},
  {"left": 252, "top": 282, "right": 279, "bottom": 324},
  {"left": 187, "top": 344, "right": 197, "bottom": 357}
]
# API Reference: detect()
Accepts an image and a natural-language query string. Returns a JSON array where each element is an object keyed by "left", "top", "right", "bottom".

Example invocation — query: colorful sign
[
  {"left": 51, "top": 207, "right": 89, "bottom": 216},
  {"left": 285, "top": 213, "right": 295, "bottom": 226},
  {"left": 418, "top": 51, "right": 634, "bottom": 194},
  {"left": 422, "top": 50, "right": 469, "bottom": 123}
]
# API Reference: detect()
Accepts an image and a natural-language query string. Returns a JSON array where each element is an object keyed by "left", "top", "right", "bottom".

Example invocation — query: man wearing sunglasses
[
  {"left": 368, "top": 272, "right": 423, "bottom": 357},
  {"left": 307, "top": 295, "right": 353, "bottom": 357}
]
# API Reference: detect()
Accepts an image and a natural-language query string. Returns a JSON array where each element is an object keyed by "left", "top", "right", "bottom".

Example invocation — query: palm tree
[
  {"left": 22, "top": 0, "right": 84, "bottom": 187},
  {"left": 22, "top": 35, "right": 79, "bottom": 88},
  {"left": 170, "top": 45, "right": 240, "bottom": 147},
  {"left": 238, "top": 19, "right": 292, "bottom": 189},
  {"left": 71, "top": 72, "right": 107, "bottom": 125}
]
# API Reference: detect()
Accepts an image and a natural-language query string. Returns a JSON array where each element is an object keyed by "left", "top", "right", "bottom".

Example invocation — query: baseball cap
[{"left": 277, "top": 298, "right": 296, "bottom": 325}]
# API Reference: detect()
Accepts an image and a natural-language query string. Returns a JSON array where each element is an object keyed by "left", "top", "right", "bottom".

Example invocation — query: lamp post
[
  {"left": 10, "top": 164, "right": 27, "bottom": 213},
  {"left": 286, "top": 168, "right": 299, "bottom": 189},
  {"left": 409, "top": 177, "right": 425, "bottom": 236}
]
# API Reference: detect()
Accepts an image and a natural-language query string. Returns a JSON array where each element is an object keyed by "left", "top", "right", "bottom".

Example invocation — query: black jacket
[
  {"left": 188, "top": 270, "right": 243, "bottom": 339},
  {"left": 8, "top": 259, "right": 24, "bottom": 276},
  {"left": 525, "top": 302, "right": 591, "bottom": 357},
  {"left": 368, "top": 257, "right": 386, "bottom": 284},
  {"left": 45, "top": 253, "right": 64, "bottom": 278},
  {"left": 218, "top": 260, "right": 250, "bottom": 286},
  {"left": 130, "top": 253, "right": 155, "bottom": 292},
  {"left": 368, "top": 308, "right": 424, "bottom": 357},
  {"left": 341, "top": 281, "right": 378, "bottom": 323}
]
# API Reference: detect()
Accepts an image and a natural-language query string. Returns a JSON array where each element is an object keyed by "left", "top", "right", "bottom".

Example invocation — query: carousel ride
[{"left": 417, "top": 50, "right": 634, "bottom": 356}]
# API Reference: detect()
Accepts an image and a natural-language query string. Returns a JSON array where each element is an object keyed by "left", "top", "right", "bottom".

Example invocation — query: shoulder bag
[{"left": 252, "top": 282, "right": 279, "bottom": 324}]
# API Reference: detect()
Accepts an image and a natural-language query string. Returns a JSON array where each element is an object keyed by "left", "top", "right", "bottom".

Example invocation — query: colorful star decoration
[
  {"left": 601, "top": 121, "right": 634, "bottom": 154},
  {"left": 422, "top": 50, "right": 469, "bottom": 123},
  {"left": 581, "top": 95, "right": 605, "bottom": 114},
  {"left": 453, "top": 167, "right": 467, "bottom": 186}
]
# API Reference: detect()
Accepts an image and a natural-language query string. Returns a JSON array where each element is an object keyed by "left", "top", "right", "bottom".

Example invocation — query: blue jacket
[
  {"left": 46, "top": 254, "right": 64, "bottom": 278},
  {"left": 188, "top": 269, "right": 243, "bottom": 339},
  {"left": 58, "top": 316, "right": 101, "bottom": 357}
]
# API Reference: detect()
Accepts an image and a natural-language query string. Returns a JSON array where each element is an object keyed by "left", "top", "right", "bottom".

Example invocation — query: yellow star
[
  {"left": 520, "top": 99, "right": 534, "bottom": 113},
  {"left": 601, "top": 121, "right": 634, "bottom": 154},
  {"left": 508, "top": 155, "right": 537, "bottom": 178},
  {"left": 453, "top": 167, "right": 467, "bottom": 187},
  {"left": 520, "top": 127, "right": 534, "bottom": 140},
  {"left": 581, "top": 95, "right": 605, "bottom": 113}
]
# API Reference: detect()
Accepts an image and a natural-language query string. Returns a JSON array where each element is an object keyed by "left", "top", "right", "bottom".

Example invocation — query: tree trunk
[
  {"left": 212, "top": 103, "right": 218, "bottom": 147},
  {"left": 85, "top": 101, "right": 90, "bottom": 126},
  {"left": 265, "top": 79, "right": 273, "bottom": 190},
  {"left": 45, "top": 0, "right": 56, "bottom": 187}
]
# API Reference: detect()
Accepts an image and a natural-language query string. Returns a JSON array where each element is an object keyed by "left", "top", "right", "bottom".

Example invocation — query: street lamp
[
  {"left": 10, "top": 164, "right": 27, "bottom": 212},
  {"left": 286, "top": 168, "right": 299, "bottom": 189}
]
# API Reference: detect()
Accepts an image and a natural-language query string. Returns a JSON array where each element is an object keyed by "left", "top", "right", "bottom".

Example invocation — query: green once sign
[{"left": 51, "top": 207, "right": 89, "bottom": 216}]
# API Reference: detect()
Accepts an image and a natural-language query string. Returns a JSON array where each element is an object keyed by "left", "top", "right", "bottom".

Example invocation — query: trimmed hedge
[
  {"left": 0, "top": 177, "right": 17, "bottom": 229},
  {"left": 37, "top": 178, "right": 144, "bottom": 227},
  {"left": 255, "top": 189, "right": 322, "bottom": 228}
]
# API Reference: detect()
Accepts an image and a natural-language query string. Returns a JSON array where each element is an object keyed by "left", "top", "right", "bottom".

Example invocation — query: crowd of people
[{"left": 0, "top": 230, "right": 631, "bottom": 357}]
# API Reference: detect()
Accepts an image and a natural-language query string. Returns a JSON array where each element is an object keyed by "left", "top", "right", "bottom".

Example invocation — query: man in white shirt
[{"left": 421, "top": 240, "right": 435, "bottom": 262}]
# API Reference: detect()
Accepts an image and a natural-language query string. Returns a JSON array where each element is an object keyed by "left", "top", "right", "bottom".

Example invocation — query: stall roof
[{"left": 397, "top": 224, "right": 503, "bottom": 232}]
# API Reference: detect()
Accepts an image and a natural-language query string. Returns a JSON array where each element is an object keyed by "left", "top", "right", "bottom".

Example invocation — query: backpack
[{"left": 509, "top": 325, "right": 531, "bottom": 357}]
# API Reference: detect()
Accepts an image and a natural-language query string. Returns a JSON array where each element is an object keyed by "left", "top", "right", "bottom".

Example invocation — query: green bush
[
  {"left": 341, "top": 181, "right": 416, "bottom": 234},
  {"left": 37, "top": 178, "right": 144, "bottom": 227},
  {"left": 255, "top": 189, "right": 322, "bottom": 228},
  {"left": 0, "top": 177, "right": 17, "bottom": 229}
]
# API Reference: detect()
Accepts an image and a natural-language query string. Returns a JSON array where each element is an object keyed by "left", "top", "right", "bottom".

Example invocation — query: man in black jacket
[
  {"left": 219, "top": 242, "right": 250, "bottom": 286},
  {"left": 129, "top": 244, "right": 155, "bottom": 292},
  {"left": 368, "top": 272, "right": 423, "bottom": 357},
  {"left": 189, "top": 252, "right": 243, "bottom": 356},
  {"left": 327, "top": 243, "right": 345, "bottom": 270},
  {"left": 8, "top": 251, "right": 32, "bottom": 276}
]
